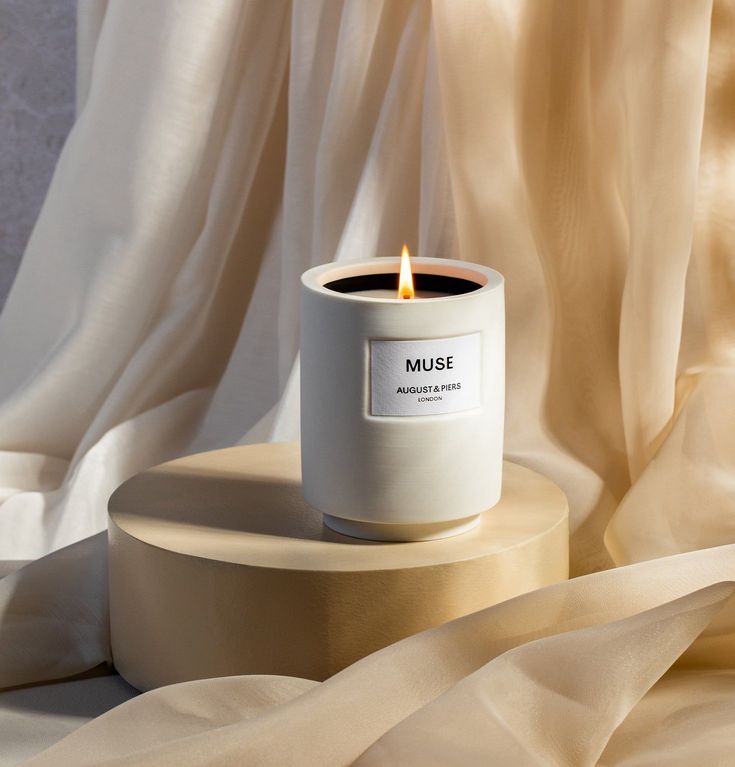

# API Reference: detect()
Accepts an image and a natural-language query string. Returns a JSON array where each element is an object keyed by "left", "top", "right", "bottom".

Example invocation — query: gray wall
[{"left": 0, "top": 0, "right": 76, "bottom": 310}]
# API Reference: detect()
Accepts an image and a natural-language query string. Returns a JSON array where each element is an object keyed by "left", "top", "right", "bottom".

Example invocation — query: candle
[
  {"left": 325, "top": 246, "right": 475, "bottom": 300},
  {"left": 300, "top": 248, "right": 505, "bottom": 542}
]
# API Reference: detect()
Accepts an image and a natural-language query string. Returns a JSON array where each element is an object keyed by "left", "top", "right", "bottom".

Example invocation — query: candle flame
[{"left": 398, "top": 244, "right": 414, "bottom": 300}]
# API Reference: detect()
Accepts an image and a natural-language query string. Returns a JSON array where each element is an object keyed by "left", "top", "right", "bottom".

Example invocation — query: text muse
[{"left": 405, "top": 356, "right": 454, "bottom": 372}]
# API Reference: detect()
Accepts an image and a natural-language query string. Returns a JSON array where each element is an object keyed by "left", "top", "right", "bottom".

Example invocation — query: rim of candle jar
[{"left": 302, "top": 257, "right": 503, "bottom": 303}]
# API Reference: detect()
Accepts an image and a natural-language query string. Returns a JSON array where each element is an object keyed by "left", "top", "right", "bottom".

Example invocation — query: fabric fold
[
  {"left": 15, "top": 544, "right": 735, "bottom": 766},
  {"left": 0, "top": 533, "right": 109, "bottom": 690},
  {"left": 355, "top": 583, "right": 734, "bottom": 766}
]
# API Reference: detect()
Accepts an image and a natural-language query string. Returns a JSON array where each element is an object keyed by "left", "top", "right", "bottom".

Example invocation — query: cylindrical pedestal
[{"left": 108, "top": 442, "right": 568, "bottom": 691}]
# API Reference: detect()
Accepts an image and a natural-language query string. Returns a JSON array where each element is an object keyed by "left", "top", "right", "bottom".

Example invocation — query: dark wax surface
[{"left": 324, "top": 272, "right": 481, "bottom": 295}]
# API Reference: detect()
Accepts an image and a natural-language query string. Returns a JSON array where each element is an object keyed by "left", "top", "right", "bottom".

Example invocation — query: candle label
[{"left": 370, "top": 333, "right": 481, "bottom": 416}]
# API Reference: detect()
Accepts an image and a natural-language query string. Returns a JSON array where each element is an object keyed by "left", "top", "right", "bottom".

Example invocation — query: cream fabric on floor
[
  {"left": 1, "top": 0, "right": 734, "bottom": 764},
  {"left": 0, "top": 675, "right": 137, "bottom": 767},
  {"left": 12, "top": 541, "right": 735, "bottom": 766}
]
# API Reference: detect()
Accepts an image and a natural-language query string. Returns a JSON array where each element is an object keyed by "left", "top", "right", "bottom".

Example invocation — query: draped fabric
[{"left": 1, "top": 0, "right": 734, "bottom": 764}]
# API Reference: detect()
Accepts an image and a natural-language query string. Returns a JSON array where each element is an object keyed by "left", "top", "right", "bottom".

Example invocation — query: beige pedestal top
[{"left": 108, "top": 442, "right": 568, "bottom": 690}]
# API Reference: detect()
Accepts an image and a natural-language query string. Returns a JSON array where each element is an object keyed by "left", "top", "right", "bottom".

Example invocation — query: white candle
[{"left": 300, "top": 253, "right": 505, "bottom": 542}]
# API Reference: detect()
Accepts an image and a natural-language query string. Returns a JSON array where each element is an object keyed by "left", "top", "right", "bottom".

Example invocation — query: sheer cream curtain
[{"left": 1, "top": 0, "right": 735, "bottom": 764}]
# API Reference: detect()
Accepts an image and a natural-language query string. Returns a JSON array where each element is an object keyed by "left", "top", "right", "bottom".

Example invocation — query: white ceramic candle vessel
[{"left": 300, "top": 256, "right": 504, "bottom": 541}]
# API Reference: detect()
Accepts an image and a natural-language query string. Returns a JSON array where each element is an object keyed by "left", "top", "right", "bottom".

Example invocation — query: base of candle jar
[{"left": 322, "top": 513, "right": 481, "bottom": 542}]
